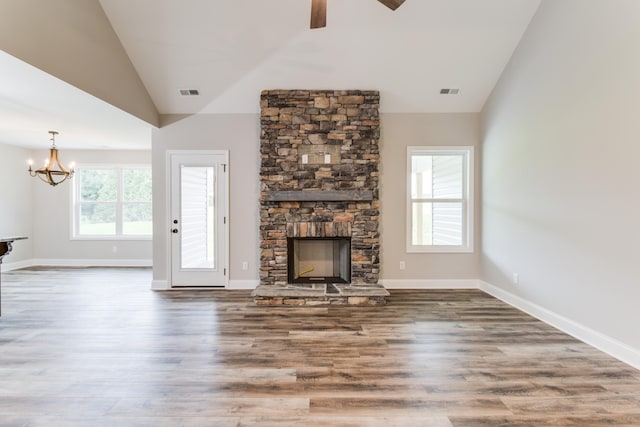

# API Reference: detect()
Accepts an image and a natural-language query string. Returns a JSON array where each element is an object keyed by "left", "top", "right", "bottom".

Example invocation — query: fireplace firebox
[{"left": 287, "top": 237, "right": 351, "bottom": 284}]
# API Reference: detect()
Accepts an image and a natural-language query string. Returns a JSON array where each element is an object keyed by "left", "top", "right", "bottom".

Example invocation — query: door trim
[{"left": 165, "top": 149, "right": 229, "bottom": 288}]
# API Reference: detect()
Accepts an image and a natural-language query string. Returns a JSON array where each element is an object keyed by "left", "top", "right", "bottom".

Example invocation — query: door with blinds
[{"left": 170, "top": 152, "right": 228, "bottom": 287}]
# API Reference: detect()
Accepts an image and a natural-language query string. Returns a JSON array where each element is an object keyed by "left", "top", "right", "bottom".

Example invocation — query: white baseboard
[
  {"left": 31, "top": 258, "right": 152, "bottom": 267},
  {"left": 479, "top": 280, "right": 640, "bottom": 371},
  {"left": 151, "top": 280, "right": 242, "bottom": 290},
  {"left": 1, "top": 259, "right": 33, "bottom": 272},
  {"left": 228, "top": 280, "right": 259, "bottom": 290},
  {"left": 380, "top": 279, "right": 479, "bottom": 289}
]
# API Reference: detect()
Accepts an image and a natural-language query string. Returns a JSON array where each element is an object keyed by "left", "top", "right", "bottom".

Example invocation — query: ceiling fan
[{"left": 310, "top": 0, "right": 406, "bottom": 29}]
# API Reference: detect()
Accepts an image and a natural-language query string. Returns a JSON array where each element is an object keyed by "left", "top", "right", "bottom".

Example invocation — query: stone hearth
[{"left": 252, "top": 89, "right": 388, "bottom": 305}]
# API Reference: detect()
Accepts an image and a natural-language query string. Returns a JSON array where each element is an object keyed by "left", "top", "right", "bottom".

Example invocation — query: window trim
[
  {"left": 70, "top": 164, "right": 152, "bottom": 241},
  {"left": 406, "top": 146, "right": 474, "bottom": 253}
]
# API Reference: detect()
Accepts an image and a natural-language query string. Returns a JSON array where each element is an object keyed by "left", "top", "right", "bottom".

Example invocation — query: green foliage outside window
[
  {"left": 123, "top": 169, "right": 152, "bottom": 201},
  {"left": 76, "top": 167, "right": 152, "bottom": 237}
]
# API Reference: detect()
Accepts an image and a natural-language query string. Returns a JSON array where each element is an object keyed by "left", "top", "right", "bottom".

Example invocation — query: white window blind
[{"left": 180, "top": 166, "right": 215, "bottom": 269}]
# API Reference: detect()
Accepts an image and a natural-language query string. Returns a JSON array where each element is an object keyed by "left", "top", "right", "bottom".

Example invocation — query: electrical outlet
[
  {"left": 512, "top": 273, "right": 519, "bottom": 284},
  {"left": 112, "top": 246, "right": 117, "bottom": 253},
  {"left": 399, "top": 261, "right": 406, "bottom": 270},
  {"left": 242, "top": 261, "right": 249, "bottom": 271}
]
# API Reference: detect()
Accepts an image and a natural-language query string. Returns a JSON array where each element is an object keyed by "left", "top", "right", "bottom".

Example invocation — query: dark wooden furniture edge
[{"left": 0, "top": 236, "right": 28, "bottom": 316}]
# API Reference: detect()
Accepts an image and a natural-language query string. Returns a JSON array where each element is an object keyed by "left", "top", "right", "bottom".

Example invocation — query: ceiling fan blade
[
  {"left": 377, "top": 0, "right": 406, "bottom": 11},
  {"left": 310, "top": 0, "right": 327, "bottom": 29}
]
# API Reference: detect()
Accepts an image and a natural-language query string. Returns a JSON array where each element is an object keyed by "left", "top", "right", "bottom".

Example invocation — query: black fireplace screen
[{"left": 287, "top": 237, "right": 351, "bottom": 284}]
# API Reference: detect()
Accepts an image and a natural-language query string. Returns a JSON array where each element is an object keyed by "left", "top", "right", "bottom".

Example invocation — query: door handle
[{"left": 172, "top": 228, "right": 179, "bottom": 234}]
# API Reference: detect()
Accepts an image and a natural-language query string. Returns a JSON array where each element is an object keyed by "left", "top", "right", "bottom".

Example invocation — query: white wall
[
  {"left": 482, "top": 0, "right": 640, "bottom": 352},
  {"left": 152, "top": 114, "right": 261, "bottom": 285},
  {"left": 379, "top": 113, "right": 481, "bottom": 283},
  {"left": 0, "top": 143, "right": 34, "bottom": 267},
  {"left": 31, "top": 149, "right": 152, "bottom": 264},
  {"left": 0, "top": 0, "right": 158, "bottom": 126}
]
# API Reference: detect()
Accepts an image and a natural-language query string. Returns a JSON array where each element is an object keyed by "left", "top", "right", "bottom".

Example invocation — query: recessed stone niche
[{"left": 252, "top": 89, "right": 388, "bottom": 305}]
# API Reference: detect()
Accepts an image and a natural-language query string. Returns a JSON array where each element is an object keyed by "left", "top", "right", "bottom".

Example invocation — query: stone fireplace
[{"left": 251, "top": 89, "right": 388, "bottom": 305}]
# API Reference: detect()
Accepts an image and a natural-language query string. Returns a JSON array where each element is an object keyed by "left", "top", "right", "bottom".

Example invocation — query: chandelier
[{"left": 28, "top": 131, "right": 75, "bottom": 186}]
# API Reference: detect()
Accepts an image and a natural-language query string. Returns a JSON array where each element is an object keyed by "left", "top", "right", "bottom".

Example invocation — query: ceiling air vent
[
  {"left": 179, "top": 89, "right": 200, "bottom": 96},
  {"left": 440, "top": 88, "right": 460, "bottom": 95}
]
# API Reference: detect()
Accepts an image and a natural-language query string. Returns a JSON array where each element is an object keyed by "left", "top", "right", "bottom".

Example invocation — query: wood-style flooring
[{"left": 1, "top": 267, "right": 639, "bottom": 426}]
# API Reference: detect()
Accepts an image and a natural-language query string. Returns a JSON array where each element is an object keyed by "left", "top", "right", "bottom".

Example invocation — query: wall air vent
[
  {"left": 179, "top": 89, "right": 200, "bottom": 96},
  {"left": 440, "top": 88, "right": 460, "bottom": 95}
]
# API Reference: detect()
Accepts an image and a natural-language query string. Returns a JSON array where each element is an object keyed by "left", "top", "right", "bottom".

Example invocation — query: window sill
[
  {"left": 407, "top": 246, "right": 474, "bottom": 254},
  {"left": 71, "top": 236, "right": 152, "bottom": 241}
]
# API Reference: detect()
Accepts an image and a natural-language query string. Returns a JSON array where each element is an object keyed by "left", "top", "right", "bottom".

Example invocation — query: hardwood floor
[{"left": 1, "top": 267, "right": 639, "bottom": 426}]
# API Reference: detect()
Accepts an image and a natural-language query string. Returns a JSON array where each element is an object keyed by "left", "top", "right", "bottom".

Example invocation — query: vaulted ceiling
[{"left": 0, "top": 0, "right": 541, "bottom": 149}]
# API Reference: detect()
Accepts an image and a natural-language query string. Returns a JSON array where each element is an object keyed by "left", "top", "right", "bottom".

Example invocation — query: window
[
  {"left": 407, "top": 147, "right": 473, "bottom": 253},
  {"left": 73, "top": 166, "right": 152, "bottom": 239}
]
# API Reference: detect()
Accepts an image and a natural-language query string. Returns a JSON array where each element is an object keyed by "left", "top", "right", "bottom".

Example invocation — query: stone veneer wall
[{"left": 259, "top": 90, "right": 380, "bottom": 288}]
